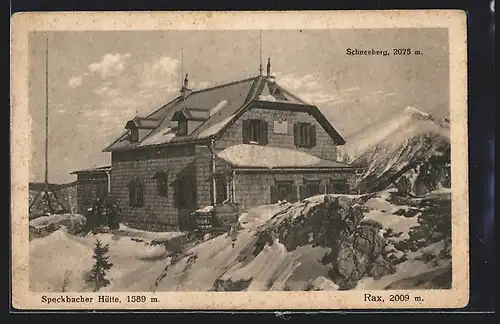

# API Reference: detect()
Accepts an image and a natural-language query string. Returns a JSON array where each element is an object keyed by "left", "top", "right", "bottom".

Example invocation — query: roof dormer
[{"left": 125, "top": 117, "right": 161, "bottom": 143}]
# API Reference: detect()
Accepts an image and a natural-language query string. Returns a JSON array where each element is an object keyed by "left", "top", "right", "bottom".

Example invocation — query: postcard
[{"left": 11, "top": 10, "right": 468, "bottom": 310}]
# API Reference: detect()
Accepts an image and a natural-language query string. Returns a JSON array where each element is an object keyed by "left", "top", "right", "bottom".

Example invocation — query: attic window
[
  {"left": 130, "top": 129, "right": 138, "bottom": 143},
  {"left": 178, "top": 120, "right": 188, "bottom": 136}
]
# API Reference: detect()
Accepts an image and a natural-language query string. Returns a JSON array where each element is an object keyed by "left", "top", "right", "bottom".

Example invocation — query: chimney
[{"left": 180, "top": 73, "right": 192, "bottom": 100}]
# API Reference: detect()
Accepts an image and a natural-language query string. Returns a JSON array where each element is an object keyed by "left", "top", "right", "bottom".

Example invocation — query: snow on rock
[
  {"left": 30, "top": 213, "right": 86, "bottom": 230},
  {"left": 308, "top": 276, "right": 339, "bottom": 291},
  {"left": 113, "top": 224, "right": 184, "bottom": 242},
  {"left": 29, "top": 188, "right": 451, "bottom": 292},
  {"left": 217, "top": 144, "right": 322, "bottom": 168},
  {"left": 196, "top": 205, "right": 214, "bottom": 213}
]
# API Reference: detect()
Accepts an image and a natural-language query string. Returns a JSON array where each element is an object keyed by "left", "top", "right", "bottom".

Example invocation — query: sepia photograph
[{"left": 11, "top": 11, "right": 468, "bottom": 309}]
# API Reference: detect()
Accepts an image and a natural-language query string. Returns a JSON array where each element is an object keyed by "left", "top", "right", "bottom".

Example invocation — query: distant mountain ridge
[{"left": 338, "top": 106, "right": 450, "bottom": 195}]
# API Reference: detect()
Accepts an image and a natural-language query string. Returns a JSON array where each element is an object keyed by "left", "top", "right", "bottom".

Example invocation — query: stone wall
[
  {"left": 110, "top": 145, "right": 197, "bottom": 231},
  {"left": 214, "top": 106, "right": 339, "bottom": 161}
]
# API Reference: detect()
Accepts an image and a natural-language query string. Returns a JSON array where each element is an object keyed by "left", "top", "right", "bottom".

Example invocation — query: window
[
  {"left": 242, "top": 119, "right": 268, "bottom": 145},
  {"left": 82, "top": 184, "right": 92, "bottom": 205},
  {"left": 176, "top": 176, "right": 197, "bottom": 209},
  {"left": 270, "top": 181, "right": 297, "bottom": 203},
  {"left": 178, "top": 119, "right": 188, "bottom": 136},
  {"left": 327, "top": 179, "right": 350, "bottom": 194},
  {"left": 300, "top": 180, "right": 321, "bottom": 199},
  {"left": 128, "top": 179, "right": 144, "bottom": 207},
  {"left": 155, "top": 174, "right": 168, "bottom": 197},
  {"left": 129, "top": 128, "right": 138, "bottom": 143},
  {"left": 96, "top": 183, "right": 107, "bottom": 199},
  {"left": 294, "top": 122, "right": 316, "bottom": 148},
  {"left": 215, "top": 175, "right": 228, "bottom": 204}
]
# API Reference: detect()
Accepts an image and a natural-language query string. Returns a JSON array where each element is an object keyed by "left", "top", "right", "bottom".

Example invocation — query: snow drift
[{"left": 30, "top": 190, "right": 451, "bottom": 292}]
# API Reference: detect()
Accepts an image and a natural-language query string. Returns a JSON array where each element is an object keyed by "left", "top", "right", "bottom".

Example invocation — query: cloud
[
  {"left": 138, "top": 56, "right": 180, "bottom": 89},
  {"left": 88, "top": 53, "right": 131, "bottom": 79},
  {"left": 67, "top": 76, "right": 83, "bottom": 88}
]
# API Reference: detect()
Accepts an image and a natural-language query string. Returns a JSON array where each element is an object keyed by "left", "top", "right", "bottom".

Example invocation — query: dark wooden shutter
[
  {"left": 293, "top": 123, "right": 300, "bottom": 146},
  {"left": 309, "top": 124, "right": 316, "bottom": 147},
  {"left": 299, "top": 185, "right": 307, "bottom": 200},
  {"left": 270, "top": 185, "right": 279, "bottom": 203},
  {"left": 128, "top": 181, "right": 136, "bottom": 207},
  {"left": 137, "top": 182, "right": 144, "bottom": 206},
  {"left": 261, "top": 120, "right": 268, "bottom": 145},
  {"left": 242, "top": 119, "right": 251, "bottom": 144},
  {"left": 172, "top": 179, "right": 179, "bottom": 208},
  {"left": 290, "top": 185, "right": 298, "bottom": 202}
]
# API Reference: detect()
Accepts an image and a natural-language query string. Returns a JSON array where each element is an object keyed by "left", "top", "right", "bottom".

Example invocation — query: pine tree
[{"left": 86, "top": 239, "right": 113, "bottom": 291}]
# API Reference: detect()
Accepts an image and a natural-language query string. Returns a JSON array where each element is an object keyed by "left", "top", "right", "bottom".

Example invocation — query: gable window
[
  {"left": 152, "top": 172, "right": 168, "bottom": 197},
  {"left": 175, "top": 175, "right": 197, "bottom": 209},
  {"left": 294, "top": 122, "right": 316, "bottom": 148},
  {"left": 270, "top": 180, "right": 297, "bottom": 203},
  {"left": 128, "top": 179, "right": 144, "bottom": 207},
  {"left": 242, "top": 119, "right": 268, "bottom": 145}
]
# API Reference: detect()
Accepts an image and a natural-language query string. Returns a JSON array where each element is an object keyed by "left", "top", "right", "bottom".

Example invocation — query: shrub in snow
[{"left": 86, "top": 239, "right": 113, "bottom": 291}]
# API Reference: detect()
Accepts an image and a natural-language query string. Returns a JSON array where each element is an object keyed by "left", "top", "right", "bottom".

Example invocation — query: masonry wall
[
  {"left": 214, "top": 106, "right": 339, "bottom": 161},
  {"left": 233, "top": 171, "right": 357, "bottom": 211},
  {"left": 110, "top": 145, "right": 198, "bottom": 231}
]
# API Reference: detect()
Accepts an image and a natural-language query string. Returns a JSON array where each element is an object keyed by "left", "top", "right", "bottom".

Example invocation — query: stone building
[{"left": 101, "top": 61, "right": 356, "bottom": 231}]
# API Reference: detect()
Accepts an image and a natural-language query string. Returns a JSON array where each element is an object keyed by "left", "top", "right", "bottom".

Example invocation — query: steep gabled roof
[{"left": 103, "top": 75, "right": 345, "bottom": 152}]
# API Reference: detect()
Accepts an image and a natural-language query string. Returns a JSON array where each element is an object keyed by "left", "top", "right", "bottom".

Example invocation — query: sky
[{"left": 28, "top": 28, "right": 449, "bottom": 184}]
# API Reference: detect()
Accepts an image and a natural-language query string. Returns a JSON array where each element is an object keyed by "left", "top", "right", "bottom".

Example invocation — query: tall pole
[{"left": 45, "top": 35, "right": 49, "bottom": 188}]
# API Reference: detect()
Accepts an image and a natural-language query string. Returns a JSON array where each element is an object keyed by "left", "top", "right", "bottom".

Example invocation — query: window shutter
[
  {"left": 290, "top": 185, "right": 298, "bottom": 202},
  {"left": 128, "top": 180, "right": 136, "bottom": 207},
  {"left": 309, "top": 124, "right": 316, "bottom": 147},
  {"left": 242, "top": 119, "right": 251, "bottom": 144},
  {"left": 270, "top": 185, "right": 279, "bottom": 204},
  {"left": 137, "top": 182, "right": 144, "bottom": 206},
  {"left": 261, "top": 120, "right": 268, "bottom": 145},
  {"left": 293, "top": 123, "right": 300, "bottom": 146},
  {"left": 299, "top": 185, "right": 307, "bottom": 200},
  {"left": 342, "top": 183, "right": 350, "bottom": 194},
  {"left": 172, "top": 179, "right": 179, "bottom": 208}
]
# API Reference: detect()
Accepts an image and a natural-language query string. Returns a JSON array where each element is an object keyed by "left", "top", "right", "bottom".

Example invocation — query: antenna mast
[
  {"left": 259, "top": 30, "right": 263, "bottom": 75},
  {"left": 180, "top": 48, "right": 184, "bottom": 86}
]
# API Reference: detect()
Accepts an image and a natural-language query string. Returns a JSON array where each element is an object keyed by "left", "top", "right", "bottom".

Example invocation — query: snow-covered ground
[{"left": 29, "top": 189, "right": 451, "bottom": 292}]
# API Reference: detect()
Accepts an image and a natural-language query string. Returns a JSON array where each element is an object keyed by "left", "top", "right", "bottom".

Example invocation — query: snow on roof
[
  {"left": 103, "top": 75, "right": 344, "bottom": 152},
  {"left": 217, "top": 144, "right": 354, "bottom": 169}
]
